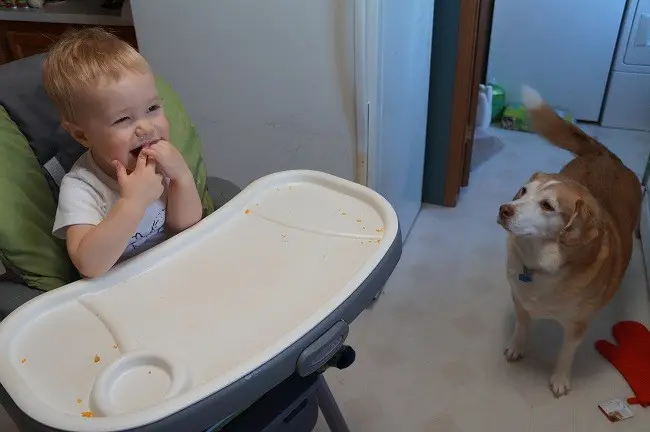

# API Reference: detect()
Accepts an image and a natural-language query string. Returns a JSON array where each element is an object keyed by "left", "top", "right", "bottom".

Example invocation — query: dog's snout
[{"left": 499, "top": 204, "right": 514, "bottom": 219}]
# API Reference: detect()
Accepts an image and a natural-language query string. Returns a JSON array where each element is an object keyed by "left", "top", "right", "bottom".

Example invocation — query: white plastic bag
[{"left": 475, "top": 84, "right": 493, "bottom": 131}]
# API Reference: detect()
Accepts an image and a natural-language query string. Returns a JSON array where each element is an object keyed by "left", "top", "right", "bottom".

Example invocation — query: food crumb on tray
[
  {"left": 376, "top": 228, "right": 384, "bottom": 232},
  {"left": 93, "top": 355, "right": 101, "bottom": 364},
  {"left": 20, "top": 358, "right": 26, "bottom": 364},
  {"left": 244, "top": 209, "right": 251, "bottom": 215},
  {"left": 81, "top": 411, "right": 94, "bottom": 418},
  {"left": 113, "top": 344, "right": 118, "bottom": 349},
  {"left": 77, "top": 399, "right": 82, "bottom": 404}
]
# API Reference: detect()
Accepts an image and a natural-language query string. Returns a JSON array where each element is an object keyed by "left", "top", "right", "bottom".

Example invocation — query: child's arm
[
  {"left": 66, "top": 199, "right": 147, "bottom": 278},
  {"left": 142, "top": 140, "right": 202, "bottom": 232},
  {"left": 57, "top": 154, "right": 164, "bottom": 278},
  {"left": 166, "top": 173, "right": 203, "bottom": 232}
]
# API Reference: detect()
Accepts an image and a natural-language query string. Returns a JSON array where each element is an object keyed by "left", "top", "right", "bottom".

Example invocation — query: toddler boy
[{"left": 44, "top": 28, "right": 202, "bottom": 277}]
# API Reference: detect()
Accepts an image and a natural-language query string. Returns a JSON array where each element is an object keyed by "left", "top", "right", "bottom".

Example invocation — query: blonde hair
[{"left": 42, "top": 27, "right": 150, "bottom": 122}]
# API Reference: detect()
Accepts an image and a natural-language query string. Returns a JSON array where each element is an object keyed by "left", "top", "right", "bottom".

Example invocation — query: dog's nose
[{"left": 499, "top": 204, "right": 514, "bottom": 219}]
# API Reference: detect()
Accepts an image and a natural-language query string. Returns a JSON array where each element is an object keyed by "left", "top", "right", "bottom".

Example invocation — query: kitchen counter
[{"left": 0, "top": 0, "right": 132, "bottom": 26}]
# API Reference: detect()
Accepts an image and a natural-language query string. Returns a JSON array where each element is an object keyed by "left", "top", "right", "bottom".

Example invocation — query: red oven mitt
[{"left": 595, "top": 321, "right": 650, "bottom": 407}]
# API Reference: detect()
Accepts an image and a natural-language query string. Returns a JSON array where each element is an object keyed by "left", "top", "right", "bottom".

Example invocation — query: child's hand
[
  {"left": 141, "top": 140, "right": 192, "bottom": 183},
  {"left": 114, "top": 152, "right": 164, "bottom": 209}
]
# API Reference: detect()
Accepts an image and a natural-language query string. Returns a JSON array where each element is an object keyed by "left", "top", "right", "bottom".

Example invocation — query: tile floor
[{"left": 1, "top": 125, "right": 649, "bottom": 431}]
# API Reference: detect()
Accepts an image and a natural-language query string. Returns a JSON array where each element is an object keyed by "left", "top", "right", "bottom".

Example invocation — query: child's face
[{"left": 67, "top": 70, "right": 170, "bottom": 175}]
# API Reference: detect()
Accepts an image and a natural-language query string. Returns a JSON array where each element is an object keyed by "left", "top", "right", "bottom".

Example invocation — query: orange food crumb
[
  {"left": 244, "top": 209, "right": 251, "bottom": 215},
  {"left": 81, "top": 411, "right": 94, "bottom": 418},
  {"left": 20, "top": 358, "right": 26, "bottom": 364},
  {"left": 93, "top": 355, "right": 101, "bottom": 364}
]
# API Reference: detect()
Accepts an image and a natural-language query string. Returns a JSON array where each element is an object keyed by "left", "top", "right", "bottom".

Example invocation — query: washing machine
[{"left": 602, "top": 0, "right": 650, "bottom": 130}]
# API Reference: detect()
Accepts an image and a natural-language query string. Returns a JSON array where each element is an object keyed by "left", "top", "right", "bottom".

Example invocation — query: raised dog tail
[{"left": 521, "top": 85, "right": 615, "bottom": 159}]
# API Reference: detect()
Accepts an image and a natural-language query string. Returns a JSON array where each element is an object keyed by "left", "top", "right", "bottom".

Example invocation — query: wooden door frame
[{"left": 442, "top": 0, "right": 493, "bottom": 206}]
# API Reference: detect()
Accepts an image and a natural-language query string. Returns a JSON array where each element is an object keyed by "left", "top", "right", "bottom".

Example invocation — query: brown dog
[{"left": 497, "top": 86, "right": 642, "bottom": 397}]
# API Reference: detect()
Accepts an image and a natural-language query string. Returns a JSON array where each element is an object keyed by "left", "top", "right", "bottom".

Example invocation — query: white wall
[
  {"left": 368, "top": 0, "right": 433, "bottom": 238},
  {"left": 131, "top": 0, "right": 356, "bottom": 188},
  {"left": 487, "top": 0, "right": 627, "bottom": 121}
]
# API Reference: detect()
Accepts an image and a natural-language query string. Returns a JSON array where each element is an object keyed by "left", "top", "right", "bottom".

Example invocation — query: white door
[
  {"left": 363, "top": 0, "right": 434, "bottom": 239},
  {"left": 487, "top": 0, "right": 627, "bottom": 121}
]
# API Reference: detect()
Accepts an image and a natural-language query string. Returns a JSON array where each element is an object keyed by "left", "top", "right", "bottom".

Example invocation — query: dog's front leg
[
  {"left": 550, "top": 320, "right": 586, "bottom": 397},
  {"left": 504, "top": 295, "right": 530, "bottom": 361}
]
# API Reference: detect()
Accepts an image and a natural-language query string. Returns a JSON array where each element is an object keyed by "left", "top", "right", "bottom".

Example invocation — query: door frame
[
  {"left": 357, "top": 0, "right": 383, "bottom": 191},
  {"left": 354, "top": 0, "right": 371, "bottom": 187},
  {"left": 443, "top": 0, "right": 493, "bottom": 206},
  {"left": 422, "top": 0, "right": 492, "bottom": 207}
]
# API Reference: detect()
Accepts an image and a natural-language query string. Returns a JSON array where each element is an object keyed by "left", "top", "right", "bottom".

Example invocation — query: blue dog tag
[{"left": 518, "top": 266, "right": 533, "bottom": 283}]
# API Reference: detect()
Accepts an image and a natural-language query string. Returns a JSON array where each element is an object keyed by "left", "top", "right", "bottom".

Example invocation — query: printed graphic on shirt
[{"left": 126, "top": 206, "right": 166, "bottom": 253}]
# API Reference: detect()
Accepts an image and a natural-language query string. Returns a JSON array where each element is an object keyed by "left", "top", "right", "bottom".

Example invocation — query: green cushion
[
  {"left": 0, "top": 78, "right": 214, "bottom": 291},
  {"left": 0, "top": 106, "right": 78, "bottom": 290},
  {"left": 156, "top": 77, "right": 215, "bottom": 218}
]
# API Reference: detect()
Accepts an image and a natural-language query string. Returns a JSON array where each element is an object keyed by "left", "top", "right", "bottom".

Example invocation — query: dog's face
[{"left": 498, "top": 173, "right": 600, "bottom": 246}]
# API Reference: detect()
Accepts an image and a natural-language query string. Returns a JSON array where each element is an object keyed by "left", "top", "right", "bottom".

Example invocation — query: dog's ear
[
  {"left": 512, "top": 172, "right": 545, "bottom": 200},
  {"left": 559, "top": 199, "right": 600, "bottom": 247}
]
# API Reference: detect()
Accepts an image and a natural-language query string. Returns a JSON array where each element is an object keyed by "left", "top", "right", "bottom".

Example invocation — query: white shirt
[{"left": 53, "top": 152, "right": 168, "bottom": 261}]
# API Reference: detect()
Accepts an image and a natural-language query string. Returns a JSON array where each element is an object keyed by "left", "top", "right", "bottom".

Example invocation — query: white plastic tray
[{"left": 0, "top": 170, "right": 398, "bottom": 432}]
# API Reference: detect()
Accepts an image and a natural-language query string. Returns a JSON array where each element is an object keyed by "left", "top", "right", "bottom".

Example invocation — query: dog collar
[{"left": 519, "top": 266, "right": 533, "bottom": 283}]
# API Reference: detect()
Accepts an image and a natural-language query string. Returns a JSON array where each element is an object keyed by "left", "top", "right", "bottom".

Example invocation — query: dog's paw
[
  {"left": 504, "top": 344, "right": 525, "bottom": 362},
  {"left": 549, "top": 373, "right": 571, "bottom": 397}
]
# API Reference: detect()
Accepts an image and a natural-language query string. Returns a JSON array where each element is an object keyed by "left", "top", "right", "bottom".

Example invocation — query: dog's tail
[{"left": 521, "top": 85, "right": 614, "bottom": 158}]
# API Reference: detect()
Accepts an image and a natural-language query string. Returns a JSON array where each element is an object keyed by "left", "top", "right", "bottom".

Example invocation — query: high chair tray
[{"left": 0, "top": 170, "right": 401, "bottom": 432}]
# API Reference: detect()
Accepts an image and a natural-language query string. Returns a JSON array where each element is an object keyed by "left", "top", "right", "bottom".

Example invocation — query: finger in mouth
[{"left": 130, "top": 140, "right": 159, "bottom": 157}]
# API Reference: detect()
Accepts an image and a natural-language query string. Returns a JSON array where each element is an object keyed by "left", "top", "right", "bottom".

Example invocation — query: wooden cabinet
[{"left": 0, "top": 21, "right": 138, "bottom": 64}]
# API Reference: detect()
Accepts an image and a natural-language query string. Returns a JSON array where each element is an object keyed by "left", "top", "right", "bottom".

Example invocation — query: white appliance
[
  {"left": 487, "top": 0, "right": 627, "bottom": 122},
  {"left": 130, "top": 0, "right": 435, "bottom": 239},
  {"left": 602, "top": 0, "right": 650, "bottom": 131}
]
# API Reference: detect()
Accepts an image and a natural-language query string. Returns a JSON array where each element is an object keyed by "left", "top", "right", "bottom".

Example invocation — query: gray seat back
[{"left": 0, "top": 54, "right": 85, "bottom": 200}]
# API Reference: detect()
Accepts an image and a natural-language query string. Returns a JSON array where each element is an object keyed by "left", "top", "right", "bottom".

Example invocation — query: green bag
[{"left": 501, "top": 103, "right": 575, "bottom": 133}]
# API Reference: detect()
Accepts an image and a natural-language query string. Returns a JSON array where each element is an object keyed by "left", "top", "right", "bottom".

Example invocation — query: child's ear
[{"left": 62, "top": 120, "right": 90, "bottom": 148}]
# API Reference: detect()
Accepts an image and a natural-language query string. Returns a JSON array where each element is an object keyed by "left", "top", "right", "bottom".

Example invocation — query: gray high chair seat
[{"left": 0, "top": 53, "right": 240, "bottom": 317}]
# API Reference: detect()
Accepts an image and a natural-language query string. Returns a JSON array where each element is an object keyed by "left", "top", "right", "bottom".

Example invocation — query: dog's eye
[
  {"left": 519, "top": 187, "right": 527, "bottom": 196},
  {"left": 540, "top": 200, "right": 555, "bottom": 212}
]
